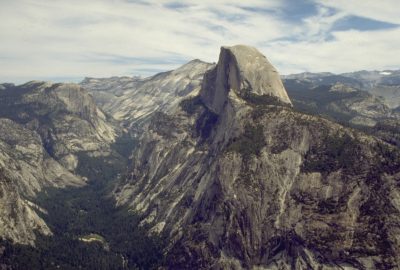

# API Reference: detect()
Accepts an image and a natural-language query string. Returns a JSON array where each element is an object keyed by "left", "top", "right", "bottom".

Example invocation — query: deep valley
[{"left": 0, "top": 45, "right": 400, "bottom": 269}]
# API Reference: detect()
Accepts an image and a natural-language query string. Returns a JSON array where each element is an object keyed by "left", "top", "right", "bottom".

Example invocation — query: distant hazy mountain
[
  {"left": 283, "top": 69, "right": 400, "bottom": 109},
  {"left": 81, "top": 59, "right": 214, "bottom": 128},
  {"left": 282, "top": 71, "right": 400, "bottom": 147}
]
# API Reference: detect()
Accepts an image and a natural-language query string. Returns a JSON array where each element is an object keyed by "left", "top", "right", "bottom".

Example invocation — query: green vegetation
[
  {"left": 0, "top": 84, "right": 68, "bottom": 125},
  {"left": 301, "top": 132, "right": 362, "bottom": 175},
  {"left": 302, "top": 128, "right": 399, "bottom": 177},
  {"left": 149, "top": 112, "right": 178, "bottom": 138},
  {"left": 317, "top": 197, "right": 347, "bottom": 214},
  {"left": 373, "top": 120, "right": 400, "bottom": 147},
  {"left": 291, "top": 99, "right": 354, "bottom": 125},
  {"left": 240, "top": 91, "right": 290, "bottom": 108},
  {"left": 372, "top": 142, "right": 400, "bottom": 175},
  {"left": 0, "top": 137, "right": 166, "bottom": 270},
  {"left": 227, "top": 124, "right": 266, "bottom": 159},
  {"left": 111, "top": 132, "right": 138, "bottom": 159},
  {"left": 284, "top": 79, "right": 361, "bottom": 123},
  {"left": 0, "top": 235, "right": 123, "bottom": 270}
]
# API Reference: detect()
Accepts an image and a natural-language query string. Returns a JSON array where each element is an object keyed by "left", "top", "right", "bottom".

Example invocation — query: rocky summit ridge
[
  {"left": 110, "top": 45, "right": 400, "bottom": 269},
  {"left": 201, "top": 45, "right": 292, "bottom": 114}
]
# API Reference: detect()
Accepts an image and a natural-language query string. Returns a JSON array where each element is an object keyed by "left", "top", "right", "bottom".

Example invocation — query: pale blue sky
[{"left": 0, "top": 0, "right": 399, "bottom": 83}]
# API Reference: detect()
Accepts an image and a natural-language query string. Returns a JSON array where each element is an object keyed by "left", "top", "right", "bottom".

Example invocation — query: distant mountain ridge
[
  {"left": 282, "top": 69, "right": 400, "bottom": 109},
  {"left": 81, "top": 59, "right": 214, "bottom": 127},
  {"left": 281, "top": 70, "right": 400, "bottom": 147}
]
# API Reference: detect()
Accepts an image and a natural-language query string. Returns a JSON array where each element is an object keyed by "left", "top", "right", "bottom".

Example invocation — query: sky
[{"left": 0, "top": 0, "right": 399, "bottom": 84}]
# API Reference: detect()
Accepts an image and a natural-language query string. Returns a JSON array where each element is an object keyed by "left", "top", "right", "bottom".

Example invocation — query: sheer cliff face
[
  {"left": 0, "top": 119, "right": 84, "bottom": 244},
  {"left": 114, "top": 46, "right": 400, "bottom": 269},
  {"left": 0, "top": 82, "right": 116, "bottom": 244},
  {"left": 0, "top": 82, "right": 116, "bottom": 171},
  {"left": 201, "top": 45, "right": 291, "bottom": 114}
]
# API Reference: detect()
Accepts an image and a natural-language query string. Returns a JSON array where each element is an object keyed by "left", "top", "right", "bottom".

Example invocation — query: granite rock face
[
  {"left": 0, "top": 119, "right": 84, "bottom": 244},
  {"left": 82, "top": 59, "right": 215, "bottom": 127},
  {"left": 113, "top": 45, "right": 400, "bottom": 269},
  {"left": 1, "top": 45, "right": 399, "bottom": 268},
  {"left": 201, "top": 45, "right": 291, "bottom": 114},
  {"left": 0, "top": 81, "right": 117, "bottom": 171},
  {"left": 0, "top": 82, "right": 117, "bottom": 244}
]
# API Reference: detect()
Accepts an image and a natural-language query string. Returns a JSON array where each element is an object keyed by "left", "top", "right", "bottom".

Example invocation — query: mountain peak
[
  {"left": 173, "top": 58, "right": 213, "bottom": 76},
  {"left": 200, "top": 45, "right": 291, "bottom": 114}
]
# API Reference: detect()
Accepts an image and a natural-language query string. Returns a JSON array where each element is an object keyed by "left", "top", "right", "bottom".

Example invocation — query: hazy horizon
[{"left": 3, "top": 63, "right": 400, "bottom": 86}]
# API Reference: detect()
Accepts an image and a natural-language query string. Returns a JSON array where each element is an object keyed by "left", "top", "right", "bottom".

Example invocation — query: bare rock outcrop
[
  {"left": 0, "top": 81, "right": 117, "bottom": 171},
  {"left": 0, "top": 119, "right": 84, "bottom": 244},
  {"left": 201, "top": 45, "right": 291, "bottom": 114},
  {"left": 114, "top": 45, "right": 400, "bottom": 269},
  {"left": 82, "top": 59, "right": 215, "bottom": 126},
  {"left": 0, "top": 81, "right": 118, "bottom": 244}
]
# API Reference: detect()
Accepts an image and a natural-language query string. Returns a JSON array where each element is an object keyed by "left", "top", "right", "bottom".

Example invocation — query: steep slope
[
  {"left": 0, "top": 81, "right": 117, "bottom": 171},
  {"left": 114, "top": 45, "right": 400, "bottom": 269},
  {"left": 0, "top": 81, "right": 119, "bottom": 245},
  {"left": 201, "top": 45, "right": 291, "bottom": 114},
  {"left": 81, "top": 59, "right": 215, "bottom": 127},
  {"left": 80, "top": 76, "right": 142, "bottom": 108},
  {"left": 368, "top": 84, "right": 400, "bottom": 109},
  {"left": 0, "top": 118, "right": 83, "bottom": 244}
]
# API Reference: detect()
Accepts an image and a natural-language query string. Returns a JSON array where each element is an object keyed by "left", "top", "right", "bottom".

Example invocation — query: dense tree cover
[
  {"left": 372, "top": 120, "right": 400, "bottom": 147},
  {"left": 301, "top": 128, "right": 400, "bottom": 177},
  {"left": 227, "top": 124, "right": 266, "bottom": 160},
  {"left": 0, "top": 83, "right": 69, "bottom": 125},
  {"left": 111, "top": 132, "right": 138, "bottom": 160},
  {"left": 301, "top": 132, "right": 362, "bottom": 175},
  {"left": 284, "top": 80, "right": 364, "bottom": 122},
  {"left": 0, "top": 135, "right": 166, "bottom": 270},
  {"left": 239, "top": 92, "right": 291, "bottom": 108}
]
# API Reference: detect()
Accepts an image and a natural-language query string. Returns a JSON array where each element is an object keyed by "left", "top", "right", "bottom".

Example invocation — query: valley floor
[{"left": 0, "top": 142, "right": 166, "bottom": 270}]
